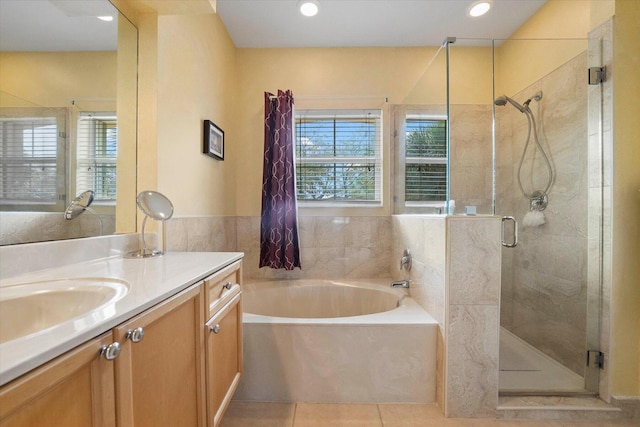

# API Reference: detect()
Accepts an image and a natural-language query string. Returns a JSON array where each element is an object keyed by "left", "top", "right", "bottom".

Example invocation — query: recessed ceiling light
[
  {"left": 97, "top": 15, "right": 114, "bottom": 22},
  {"left": 468, "top": 1, "right": 492, "bottom": 17},
  {"left": 298, "top": 0, "right": 319, "bottom": 17}
]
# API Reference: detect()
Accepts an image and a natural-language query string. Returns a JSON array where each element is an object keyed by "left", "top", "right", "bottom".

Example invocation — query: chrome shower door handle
[{"left": 501, "top": 216, "right": 518, "bottom": 248}]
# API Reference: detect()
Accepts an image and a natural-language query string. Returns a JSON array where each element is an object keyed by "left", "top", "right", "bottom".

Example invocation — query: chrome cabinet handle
[
  {"left": 222, "top": 282, "right": 233, "bottom": 290},
  {"left": 99, "top": 342, "right": 121, "bottom": 360},
  {"left": 210, "top": 324, "right": 221, "bottom": 334},
  {"left": 125, "top": 327, "right": 145, "bottom": 343}
]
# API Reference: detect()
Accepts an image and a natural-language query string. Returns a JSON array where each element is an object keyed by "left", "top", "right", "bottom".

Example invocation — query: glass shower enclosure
[{"left": 404, "top": 35, "right": 603, "bottom": 395}]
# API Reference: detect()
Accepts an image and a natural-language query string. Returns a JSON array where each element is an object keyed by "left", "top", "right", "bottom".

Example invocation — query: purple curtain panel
[{"left": 259, "top": 90, "right": 302, "bottom": 270}]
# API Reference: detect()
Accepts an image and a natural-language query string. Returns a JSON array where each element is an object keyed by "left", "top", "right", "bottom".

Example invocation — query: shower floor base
[{"left": 499, "top": 327, "right": 586, "bottom": 393}]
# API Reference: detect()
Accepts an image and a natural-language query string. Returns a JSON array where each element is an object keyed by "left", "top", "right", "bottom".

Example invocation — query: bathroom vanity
[{"left": 0, "top": 252, "right": 243, "bottom": 427}]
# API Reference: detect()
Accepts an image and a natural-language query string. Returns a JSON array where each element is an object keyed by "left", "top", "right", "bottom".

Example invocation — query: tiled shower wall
[
  {"left": 450, "top": 105, "right": 494, "bottom": 214},
  {"left": 496, "top": 51, "right": 590, "bottom": 376}
]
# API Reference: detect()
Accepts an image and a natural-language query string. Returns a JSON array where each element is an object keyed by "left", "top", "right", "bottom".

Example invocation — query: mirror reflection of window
[
  {"left": 75, "top": 112, "right": 117, "bottom": 204},
  {"left": 0, "top": 108, "right": 118, "bottom": 212},
  {"left": 0, "top": 109, "right": 66, "bottom": 211}
]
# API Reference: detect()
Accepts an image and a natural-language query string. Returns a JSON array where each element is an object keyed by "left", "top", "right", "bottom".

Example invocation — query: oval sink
[{"left": 0, "top": 278, "right": 129, "bottom": 344}]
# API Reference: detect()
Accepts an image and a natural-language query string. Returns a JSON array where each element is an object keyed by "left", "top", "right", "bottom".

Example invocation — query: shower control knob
[
  {"left": 125, "top": 327, "right": 145, "bottom": 343},
  {"left": 210, "top": 324, "right": 221, "bottom": 334}
]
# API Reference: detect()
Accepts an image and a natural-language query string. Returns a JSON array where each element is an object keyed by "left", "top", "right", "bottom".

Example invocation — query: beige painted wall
[
  {"left": 495, "top": 0, "right": 615, "bottom": 98},
  {"left": 591, "top": 0, "right": 616, "bottom": 29},
  {"left": 495, "top": 0, "right": 590, "bottom": 97},
  {"left": 448, "top": 47, "right": 494, "bottom": 104},
  {"left": 156, "top": 12, "right": 237, "bottom": 216},
  {"left": 116, "top": 14, "right": 140, "bottom": 234},
  {"left": 0, "top": 51, "right": 116, "bottom": 108},
  {"left": 135, "top": 12, "right": 159, "bottom": 233},
  {"left": 611, "top": 0, "right": 640, "bottom": 397}
]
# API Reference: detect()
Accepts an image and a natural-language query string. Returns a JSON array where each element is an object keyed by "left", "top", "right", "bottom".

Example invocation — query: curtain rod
[
  {"left": 68, "top": 97, "right": 116, "bottom": 105},
  {"left": 269, "top": 94, "right": 388, "bottom": 102}
]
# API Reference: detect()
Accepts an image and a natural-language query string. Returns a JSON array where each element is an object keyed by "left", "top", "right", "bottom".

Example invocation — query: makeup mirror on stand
[{"left": 126, "top": 191, "right": 174, "bottom": 258}]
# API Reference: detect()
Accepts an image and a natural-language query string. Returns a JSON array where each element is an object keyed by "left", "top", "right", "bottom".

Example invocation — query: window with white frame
[
  {"left": 295, "top": 110, "right": 382, "bottom": 205},
  {"left": 0, "top": 109, "right": 66, "bottom": 211},
  {"left": 394, "top": 109, "right": 447, "bottom": 212},
  {"left": 75, "top": 112, "right": 117, "bottom": 203}
]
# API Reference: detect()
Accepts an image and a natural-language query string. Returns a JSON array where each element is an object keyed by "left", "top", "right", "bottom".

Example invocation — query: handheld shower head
[
  {"left": 494, "top": 95, "right": 508, "bottom": 106},
  {"left": 494, "top": 95, "right": 527, "bottom": 113}
]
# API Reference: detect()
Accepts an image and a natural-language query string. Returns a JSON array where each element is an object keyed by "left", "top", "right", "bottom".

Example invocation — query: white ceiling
[
  {"left": 0, "top": 0, "right": 547, "bottom": 52},
  {"left": 217, "top": 0, "right": 548, "bottom": 48},
  {"left": 0, "top": 0, "right": 118, "bottom": 51}
]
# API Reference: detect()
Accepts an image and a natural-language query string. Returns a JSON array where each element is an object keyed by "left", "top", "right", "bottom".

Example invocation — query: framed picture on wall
[{"left": 203, "top": 119, "right": 224, "bottom": 160}]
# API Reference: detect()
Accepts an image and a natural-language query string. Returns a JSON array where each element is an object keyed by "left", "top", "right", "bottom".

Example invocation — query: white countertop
[{"left": 0, "top": 251, "right": 243, "bottom": 386}]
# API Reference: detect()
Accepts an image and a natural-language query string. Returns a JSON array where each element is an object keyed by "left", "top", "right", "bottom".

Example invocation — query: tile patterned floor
[{"left": 220, "top": 402, "right": 639, "bottom": 427}]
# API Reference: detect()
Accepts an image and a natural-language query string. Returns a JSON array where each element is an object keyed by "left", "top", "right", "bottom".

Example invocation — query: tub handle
[{"left": 210, "top": 324, "right": 221, "bottom": 334}]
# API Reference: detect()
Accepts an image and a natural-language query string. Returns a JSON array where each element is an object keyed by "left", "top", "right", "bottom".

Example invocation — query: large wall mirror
[{"left": 0, "top": 0, "right": 138, "bottom": 245}]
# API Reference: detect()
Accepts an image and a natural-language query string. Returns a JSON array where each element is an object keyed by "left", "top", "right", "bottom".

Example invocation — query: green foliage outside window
[{"left": 405, "top": 119, "right": 447, "bottom": 202}]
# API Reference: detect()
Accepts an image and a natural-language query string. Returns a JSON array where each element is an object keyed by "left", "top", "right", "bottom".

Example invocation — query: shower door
[{"left": 493, "top": 37, "right": 603, "bottom": 395}]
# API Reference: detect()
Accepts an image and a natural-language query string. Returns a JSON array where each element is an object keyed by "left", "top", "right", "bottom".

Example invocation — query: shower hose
[{"left": 517, "top": 107, "right": 554, "bottom": 199}]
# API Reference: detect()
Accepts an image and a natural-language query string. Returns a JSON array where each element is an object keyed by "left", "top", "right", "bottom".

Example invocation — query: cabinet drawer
[{"left": 204, "top": 261, "right": 242, "bottom": 318}]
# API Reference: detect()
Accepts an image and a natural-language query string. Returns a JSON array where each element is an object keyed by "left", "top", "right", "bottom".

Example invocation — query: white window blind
[
  {"left": 76, "top": 113, "right": 117, "bottom": 202},
  {"left": 0, "top": 114, "right": 65, "bottom": 209},
  {"left": 295, "top": 110, "right": 382, "bottom": 205},
  {"left": 405, "top": 115, "right": 447, "bottom": 203}
]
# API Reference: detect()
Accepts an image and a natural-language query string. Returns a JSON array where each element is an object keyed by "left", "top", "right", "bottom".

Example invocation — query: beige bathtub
[{"left": 235, "top": 279, "right": 438, "bottom": 403}]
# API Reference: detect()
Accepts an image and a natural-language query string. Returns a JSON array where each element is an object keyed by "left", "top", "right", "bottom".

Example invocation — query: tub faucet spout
[{"left": 391, "top": 280, "right": 410, "bottom": 288}]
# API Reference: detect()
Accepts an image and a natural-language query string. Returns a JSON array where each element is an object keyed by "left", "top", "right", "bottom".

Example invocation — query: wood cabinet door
[
  {"left": 114, "top": 284, "right": 205, "bottom": 427},
  {"left": 0, "top": 332, "right": 116, "bottom": 427},
  {"left": 205, "top": 291, "right": 242, "bottom": 427}
]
